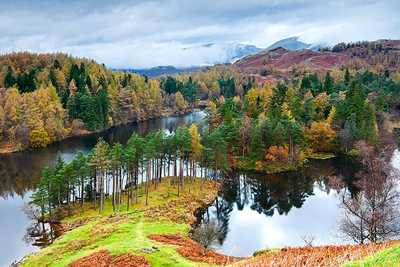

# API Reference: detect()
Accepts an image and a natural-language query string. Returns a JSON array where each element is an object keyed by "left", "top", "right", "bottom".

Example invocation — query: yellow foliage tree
[
  {"left": 4, "top": 88, "right": 21, "bottom": 127},
  {"left": 206, "top": 101, "right": 221, "bottom": 130},
  {"left": 175, "top": 91, "right": 188, "bottom": 110},
  {"left": 245, "top": 85, "right": 273, "bottom": 116},
  {"left": 326, "top": 106, "right": 336, "bottom": 125},
  {"left": 307, "top": 121, "right": 336, "bottom": 152},
  {"left": 314, "top": 92, "right": 329, "bottom": 119},
  {"left": 189, "top": 124, "right": 203, "bottom": 161},
  {"left": 282, "top": 102, "right": 294, "bottom": 120},
  {"left": 29, "top": 126, "right": 51, "bottom": 148}
]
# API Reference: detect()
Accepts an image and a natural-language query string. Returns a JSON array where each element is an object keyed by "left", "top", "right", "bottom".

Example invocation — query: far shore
[{"left": 0, "top": 107, "right": 202, "bottom": 155}]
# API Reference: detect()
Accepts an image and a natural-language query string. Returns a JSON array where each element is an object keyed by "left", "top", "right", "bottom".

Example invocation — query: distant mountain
[
  {"left": 235, "top": 39, "right": 400, "bottom": 82},
  {"left": 120, "top": 66, "right": 203, "bottom": 77},
  {"left": 224, "top": 43, "right": 263, "bottom": 62},
  {"left": 123, "top": 43, "right": 263, "bottom": 76},
  {"left": 266, "top": 37, "right": 313, "bottom": 51},
  {"left": 181, "top": 42, "right": 263, "bottom": 64}
]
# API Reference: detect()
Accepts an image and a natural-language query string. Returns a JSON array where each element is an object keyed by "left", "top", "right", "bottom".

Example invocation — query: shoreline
[
  {"left": 19, "top": 178, "right": 236, "bottom": 267},
  {"left": 19, "top": 174, "right": 400, "bottom": 267},
  {"left": 0, "top": 107, "right": 200, "bottom": 155}
]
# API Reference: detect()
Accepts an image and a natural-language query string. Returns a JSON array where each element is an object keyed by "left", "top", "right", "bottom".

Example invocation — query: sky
[{"left": 0, "top": 0, "right": 399, "bottom": 68}]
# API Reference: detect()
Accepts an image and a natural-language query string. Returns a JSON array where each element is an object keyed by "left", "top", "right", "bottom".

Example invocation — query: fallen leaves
[
  {"left": 149, "top": 233, "right": 238, "bottom": 265},
  {"left": 68, "top": 249, "right": 149, "bottom": 267},
  {"left": 232, "top": 241, "right": 400, "bottom": 267}
]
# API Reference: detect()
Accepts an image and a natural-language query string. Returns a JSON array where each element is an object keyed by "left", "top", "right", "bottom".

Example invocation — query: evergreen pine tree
[
  {"left": 4, "top": 66, "right": 16, "bottom": 88},
  {"left": 323, "top": 72, "right": 334, "bottom": 94}
]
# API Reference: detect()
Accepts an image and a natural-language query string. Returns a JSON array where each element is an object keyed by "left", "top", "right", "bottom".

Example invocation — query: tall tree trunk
[
  {"left": 93, "top": 172, "right": 97, "bottom": 210},
  {"left": 112, "top": 170, "right": 116, "bottom": 212},
  {"left": 80, "top": 176, "right": 84, "bottom": 208},
  {"left": 118, "top": 167, "right": 122, "bottom": 212},
  {"left": 146, "top": 163, "right": 150, "bottom": 205},
  {"left": 127, "top": 166, "right": 131, "bottom": 211}
]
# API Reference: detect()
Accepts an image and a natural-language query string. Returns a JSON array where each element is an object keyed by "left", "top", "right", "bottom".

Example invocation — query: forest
[
  {"left": 15, "top": 42, "right": 400, "bottom": 266},
  {"left": 30, "top": 65, "right": 400, "bottom": 218},
  {"left": 0, "top": 53, "right": 248, "bottom": 151}
]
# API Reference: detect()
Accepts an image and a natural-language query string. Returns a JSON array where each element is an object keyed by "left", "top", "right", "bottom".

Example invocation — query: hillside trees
[
  {"left": 0, "top": 53, "right": 211, "bottom": 150},
  {"left": 4, "top": 66, "right": 16, "bottom": 88},
  {"left": 335, "top": 80, "right": 378, "bottom": 147},
  {"left": 90, "top": 138, "right": 110, "bottom": 213},
  {"left": 0, "top": 84, "right": 66, "bottom": 148}
]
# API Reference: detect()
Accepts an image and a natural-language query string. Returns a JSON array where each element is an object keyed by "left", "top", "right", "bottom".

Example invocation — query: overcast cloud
[{"left": 0, "top": 0, "right": 399, "bottom": 68}]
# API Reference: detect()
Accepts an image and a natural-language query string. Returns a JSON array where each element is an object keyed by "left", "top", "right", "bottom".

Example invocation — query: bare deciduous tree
[
  {"left": 191, "top": 219, "right": 222, "bottom": 250},
  {"left": 340, "top": 141, "right": 400, "bottom": 244},
  {"left": 300, "top": 234, "right": 315, "bottom": 247}
]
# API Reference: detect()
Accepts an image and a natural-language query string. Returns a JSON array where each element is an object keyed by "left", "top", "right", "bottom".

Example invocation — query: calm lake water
[
  {"left": 196, "top": 157, "right": 361, "bottom": 257},
  {"left": 1, "top": 110, "right": 396, "bottom": 265},
  {"left": 0, "top": 111, "right": 205, "bottom": 267},
  {"left": 197, "top": 151, "right": 400, "bottom": 257}
]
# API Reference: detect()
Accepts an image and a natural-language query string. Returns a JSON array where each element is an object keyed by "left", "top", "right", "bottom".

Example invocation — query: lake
[
  {"left": 196, "top": 150, "right": 400, "bottom": 257},
  {"left": 196, "top": 156, "right": 361, "bottom": 257},
  {"left": 0, "top": 111, "right": 205, "bottom": 267},
  {"left": 1, "top": 110, "right": 393, "bottom": 265}
]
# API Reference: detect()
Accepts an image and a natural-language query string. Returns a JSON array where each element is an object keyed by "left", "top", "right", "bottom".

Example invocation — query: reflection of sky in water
[
  {"left": 209, "top": 149, "right": 400, "bottom": 257},
  {"left": 211, "top": 184, "right": 346, "bottom": 257},
  {"left": 391, "top": 149, "right": 400, "bottom": 171},
  {"left": 0, "top": 192, "right": 39, "bottom": 266},
  {"left": 0, "top": 111, "right": 205, "bottom": 267}
]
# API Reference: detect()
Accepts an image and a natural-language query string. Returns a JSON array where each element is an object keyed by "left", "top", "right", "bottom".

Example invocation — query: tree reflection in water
[
  {"left": 196, "top": 157, "right": 360, "bottom": 255},
  {"left": 22, "top": 203, "right": 62, "bottom": 248}
]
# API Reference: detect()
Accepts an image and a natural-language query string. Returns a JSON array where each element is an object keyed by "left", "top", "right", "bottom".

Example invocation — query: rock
[{"left": 140, "top": 247, "right": 159, "bottom": 254}]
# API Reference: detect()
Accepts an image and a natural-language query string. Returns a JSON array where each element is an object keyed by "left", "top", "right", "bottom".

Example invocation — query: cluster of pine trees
[{"left": 32, "top": 124, "right": 229, "bottom": 217}]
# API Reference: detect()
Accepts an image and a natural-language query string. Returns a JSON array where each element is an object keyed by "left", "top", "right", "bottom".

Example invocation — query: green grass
[
  {"left": 22, "top": 215, "right": 211, "bottom": 267},
  {"left": 21, "top": 178, "right": 219, "bottom": 267},
  {"left": 343, "top": 245, "right": 400, "bottom": 267}
]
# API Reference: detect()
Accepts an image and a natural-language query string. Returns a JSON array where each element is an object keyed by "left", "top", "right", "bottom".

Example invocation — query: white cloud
[{"left": 0, "top": 0, "right": 399, "bottom": 68}]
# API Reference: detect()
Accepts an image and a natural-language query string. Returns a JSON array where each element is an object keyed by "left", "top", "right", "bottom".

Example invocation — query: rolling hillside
[{"left": 235, "top": 39, "right": 400, "bottom": 83}]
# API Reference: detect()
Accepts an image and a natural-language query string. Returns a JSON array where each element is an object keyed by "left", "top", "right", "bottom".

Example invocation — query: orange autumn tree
[{"left": 265, "top": 145, "right": 289, "bottom": 163}]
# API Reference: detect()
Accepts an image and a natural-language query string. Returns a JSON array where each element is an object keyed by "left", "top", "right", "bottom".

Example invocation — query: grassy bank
[
  {"left": 21, "top": 178, "right": 223, "bottom": 267},
  {"left": 0, "top": 108, "right": 199, "bottom": 155},
  {"left": 344, "top": 244, "right": 400, "bottom": 267},
  {"left": 20, "top": 176, "right": 400, "bottom": 267}
]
